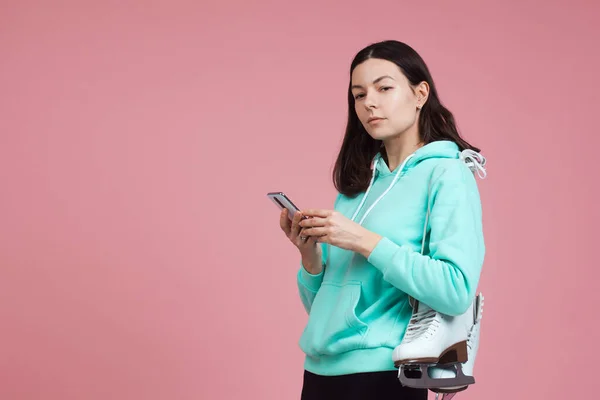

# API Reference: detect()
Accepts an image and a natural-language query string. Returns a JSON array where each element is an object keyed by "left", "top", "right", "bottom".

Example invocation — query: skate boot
[
  {"left": 428, "top": 293, "right": 484, "bottom": 397},
  {"left": 394, "top": 294, "right": 480, "bottom": 390}
]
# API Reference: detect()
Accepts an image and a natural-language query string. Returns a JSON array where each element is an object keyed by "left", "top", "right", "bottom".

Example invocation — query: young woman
[{"left": 278, "top": 40, "right": 486, "bottom": 400}]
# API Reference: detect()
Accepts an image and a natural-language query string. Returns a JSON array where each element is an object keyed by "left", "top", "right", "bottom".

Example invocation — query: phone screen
[{"left": 267, "top": 192, "right": 304, "bottom": 220}]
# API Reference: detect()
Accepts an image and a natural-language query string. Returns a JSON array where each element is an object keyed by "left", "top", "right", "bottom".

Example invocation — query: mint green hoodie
[{"left": 296, "top": 140, "right": 486, "bottom": 376}]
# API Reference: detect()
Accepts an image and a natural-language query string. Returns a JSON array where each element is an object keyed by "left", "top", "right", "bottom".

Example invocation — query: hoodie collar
[{"left": 373, "top": 140, "right": 461, "bottom": 177}]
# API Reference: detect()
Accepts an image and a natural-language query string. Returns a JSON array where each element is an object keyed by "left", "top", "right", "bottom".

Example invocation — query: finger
[
  {"left": 306, "top": 235, "right": 318, "bottom": 246},
  {"left": 291, "top": 211, "right": 303, "bottom": 239},
  {"left": 315, "top": 235, "right": 328, "bottom": 243},
  {"left": 301, "top": 209, "right": 332, "bottom": 218},
  {"left": 280, "top": 209, "right": 292, "bottom": 235},
  {"left": 301, "top": 227, "right": 328, "bottom": 237},
  {"left": 297, "top": 235, "right": 310, "bottom": 245},
  {"left": 296, "top": 228, "right": 308, "bottom": 245},
  {"left": 300, "top": 217, "right": 327, "bottom": 228}
]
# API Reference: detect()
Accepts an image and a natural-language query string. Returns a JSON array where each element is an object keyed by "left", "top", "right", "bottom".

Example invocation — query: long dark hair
[{"left": 333, "top": 40, "right": 481, "bottom": 197}]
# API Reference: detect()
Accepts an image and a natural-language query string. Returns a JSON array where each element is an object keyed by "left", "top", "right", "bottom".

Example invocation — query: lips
[{"left": 368, "top": 117, "right": 385, "bottom": 123}]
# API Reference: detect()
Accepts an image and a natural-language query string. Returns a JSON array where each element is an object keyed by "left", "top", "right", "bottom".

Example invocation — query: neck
[{"left": 382, "top": 128, "right": 423, "bottom": 172}]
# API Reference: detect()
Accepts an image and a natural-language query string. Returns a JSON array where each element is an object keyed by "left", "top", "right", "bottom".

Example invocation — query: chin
[{"left": 367, "top": 130, "right": 394, "bottom": 141}]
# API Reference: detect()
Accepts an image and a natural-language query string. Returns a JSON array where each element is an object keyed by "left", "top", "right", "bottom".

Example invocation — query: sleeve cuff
[
  {"left": 367, "top": 236, "right": 404, "bottom": 274},
  {"left": 298, "top": 263, "right": 325, "bottom": 293}
]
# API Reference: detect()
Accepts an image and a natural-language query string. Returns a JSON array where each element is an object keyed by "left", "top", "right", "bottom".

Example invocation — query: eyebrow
[{"left": 351, "top": 75, "right": 395, "bottom": 90}]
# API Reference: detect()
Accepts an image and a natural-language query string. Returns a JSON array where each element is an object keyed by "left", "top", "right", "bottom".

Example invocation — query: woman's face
[{"left": 351, "top": 58, "right": 427, "bottom": 141}]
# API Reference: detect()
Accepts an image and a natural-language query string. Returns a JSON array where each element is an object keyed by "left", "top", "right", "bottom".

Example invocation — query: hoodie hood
[{"left": 373, "top": 140, "right": 483, "bottom": 177}]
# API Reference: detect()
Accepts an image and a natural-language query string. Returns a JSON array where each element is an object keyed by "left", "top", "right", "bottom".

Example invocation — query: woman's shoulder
[{"left": 426, "top": 158, "right": 483, "bottom": 196}]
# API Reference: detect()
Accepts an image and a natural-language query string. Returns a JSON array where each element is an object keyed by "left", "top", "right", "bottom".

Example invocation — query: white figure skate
[
  {"left": 394, "top": 293, "right": 483, "bottom": 395},
  {"left": 428, "top": 293, "right": 484, "bottom": 396}
]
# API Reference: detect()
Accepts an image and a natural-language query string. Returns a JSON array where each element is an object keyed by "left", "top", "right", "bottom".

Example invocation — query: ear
[{"left": 415, "top": 81, "right": 430, "bottom": 109}]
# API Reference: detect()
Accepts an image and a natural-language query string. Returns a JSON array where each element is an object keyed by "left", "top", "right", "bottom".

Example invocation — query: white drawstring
[
  {"left": 357, "top": 154, "right": 415, "bottom": 225},
  {"left": 351, "top": 154, "right": 415, "bottom": 225},
  {"left": 350, "top": 157, "right": 379, "bottom": 222},
  {"left": 459, "top": 149, "right": 487, "bottom": 179}
]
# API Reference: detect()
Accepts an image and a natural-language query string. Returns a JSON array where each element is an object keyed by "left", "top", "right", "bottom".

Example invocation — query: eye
[
  {"left": 354, "top": 93, "right": 365, "bottom": 100},
  {"left": 380, "top": 86, "right": 393, "bottom": 92}
]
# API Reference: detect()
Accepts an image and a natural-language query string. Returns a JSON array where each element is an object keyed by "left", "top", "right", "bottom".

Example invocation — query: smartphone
[{"left": 267, "top": 191, "right": 306, "bottom": 220}]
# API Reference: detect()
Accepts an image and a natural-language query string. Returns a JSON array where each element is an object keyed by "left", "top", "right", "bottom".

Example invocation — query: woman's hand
[
  {"left": 298, "top": 209, "right": 383, "bottom": 258},
  {"left": 279, "top": 208, "right": 322, "bottom": 274}
]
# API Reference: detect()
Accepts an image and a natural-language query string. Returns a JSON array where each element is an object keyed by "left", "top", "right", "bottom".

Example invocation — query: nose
[{"left": 363, "top": 91, "right": 377, "bottom": 110}]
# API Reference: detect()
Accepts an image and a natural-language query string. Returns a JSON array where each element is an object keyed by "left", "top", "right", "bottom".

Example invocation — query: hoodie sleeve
[
  {"left": 296, "top": 193, "right": 341, "bottom": 314},
  {"left": 366, "top": 161, "right": 485, "bottom": 316},
  {"left": 296, "top": 243, "right": 328, "bottom": 314}
]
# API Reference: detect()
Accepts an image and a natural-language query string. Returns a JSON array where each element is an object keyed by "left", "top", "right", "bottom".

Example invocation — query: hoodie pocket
[{"left": 299, "top": 281, "right": 369, "bottom": 357}]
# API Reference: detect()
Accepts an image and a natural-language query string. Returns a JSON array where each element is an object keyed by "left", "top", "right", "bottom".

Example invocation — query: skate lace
[
  {"left": 403, "top": 308, "right": 439, "bottom": 342},
  {"left": 459, "top": 149, "right": 487, "bottom": 179},
  {"left": 466, "top": 295, "right": 484, "bottom": 351}
]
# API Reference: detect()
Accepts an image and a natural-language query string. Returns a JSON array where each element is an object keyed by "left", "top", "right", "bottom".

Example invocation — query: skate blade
[
  {"left": 394, "top": 340, "right": 468, "bottom": 367},
  {"left": 398, "top": 363, "right": 474, "bottom": 390}
]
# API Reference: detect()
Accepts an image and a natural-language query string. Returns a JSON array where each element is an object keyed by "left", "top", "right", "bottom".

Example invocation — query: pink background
[{"left": 1, "top": 1, "right": 598, "bottom": 399}]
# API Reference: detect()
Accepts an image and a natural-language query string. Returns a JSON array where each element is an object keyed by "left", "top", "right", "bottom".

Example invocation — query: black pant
[{"left": 301, "top": 370, "right": 428, "bottom": 400}]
